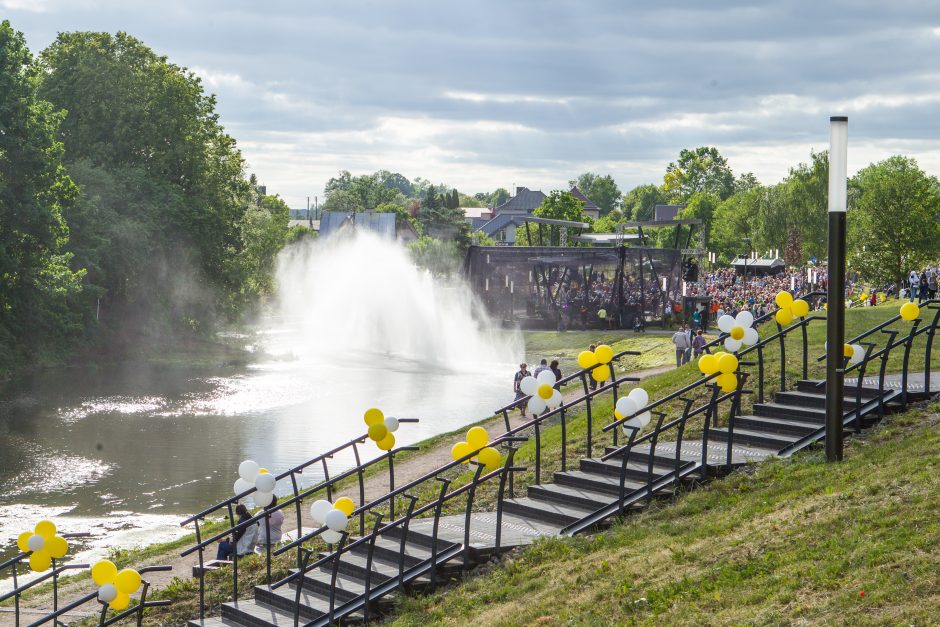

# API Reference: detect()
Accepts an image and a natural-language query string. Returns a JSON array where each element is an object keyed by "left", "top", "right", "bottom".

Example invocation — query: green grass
[
  {"left": 523, "top": 330, "right": 674, "bottom": 374},
  {"left": 389, "top": 400, "right": 940, "bottom": 626}
]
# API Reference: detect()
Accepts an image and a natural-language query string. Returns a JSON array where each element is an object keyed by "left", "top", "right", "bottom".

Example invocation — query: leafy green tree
[
  {"left": 376, "top": 170, "right": 413, "bottom": 197},
  {"left": 0, "top": 20, "right": 84, "bottom": 371},
  {"left": 569, "top": 172, "right": 621, "bottom": 215},
  {"left": 415, "top": 187, "right": 471, "bottom": 247},
  {"left": 407, "top": 236, "right": 463, "bottom": 276},
  {"left": 474, "top": 188, "right": 510, "bottom": 207},
  {"left": 711, "top": 188, "right": 761, "bottom": 261},
  {"left": 663, "top": 147, "right": 735, "bottom": 202},
  {"left": 323, "top": 171, "right": 405, "bottom": 212},
  {"left": 517, "top": 191, "right": 587, "bottom": 245},
  {"left": 622, "top": 184, "right": 665, "bottom": 221},
  {"left": 848, "top": 156, "right": 940, "bottom": 285},
  {"left": 734, "top": 172, "right": 761, "bottom": 194}
]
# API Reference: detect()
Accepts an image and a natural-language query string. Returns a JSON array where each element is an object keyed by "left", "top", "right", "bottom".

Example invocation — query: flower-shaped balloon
[
  {"left": 773, "top": 291, "right": 810, "bottom": 325},
  {"left": 614, "top": 387, "right": 651, "bottom": 433},
  {"left": 844, "top": 343, "right": 865, "bottom": 366},
  {"left": 17, "top": 520, "right": 68, "bottom": 572},
  {"left": 450, "top": 426, "right": 501, "bottom": 471},
  {"left": 91, "top": 560, "right": 141, "bottom": 610},
  {"left": 577, "top": 344, "right": 614, "bottom": 382},
  {"left": 900, "top": 302, "right": 920, "bottom": 321},
  {"left": 519, "top": 370, "right": 563, "bottom": 415},
  {"left": 716, "top": 311, "right": 758, "bottom": 352},
  {"left": 698, "top": 351, "right": 739, "bottom": 392},
  {"left": 364, "top": 408, "right": 398, "bottom": 451},
  {"left": 309, "top": 497, "right": 355, "bottom": 544},
  {"left": 234, "top": 461, "right": 276, "bottom": 507}
]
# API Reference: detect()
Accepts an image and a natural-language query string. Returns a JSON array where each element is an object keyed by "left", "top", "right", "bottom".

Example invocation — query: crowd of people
[{"left": 906, "top": 265, "right": 940, "bottom": 302}]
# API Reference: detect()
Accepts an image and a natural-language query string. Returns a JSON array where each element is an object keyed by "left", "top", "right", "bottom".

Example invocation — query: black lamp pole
[{"left": 825, "top": 116, "right": 848, "bottom": 462}]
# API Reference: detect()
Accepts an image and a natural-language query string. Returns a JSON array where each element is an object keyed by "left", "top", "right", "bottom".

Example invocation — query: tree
[
  {"left": 415, "top": 187, "right": 471, "bottom": 248},
  {"left": 622, "top": 184, "right": 665, "bottom": 221},
  {"left": 569, "top": 172, "right": 621, "bottom": 215},
  {"left": 376, "top": 170, "right": 413, "bottom": 197},
  {"left": 734, "top": 172, "right": 761, "bottom": 194},
  {"left": 848, "top": 156, "right": 940, "bottom": 286},
  {"left": 711, "top": 189, "right": 761, "bottom": 261},
  {"left": 0, "top": 20, "right": 84, "bottom": 371},
  {"left": 662, "top": 147, "right": 735, "bottom": 202},
  {"left": 517, "top": 191, "right": 586, "bottom": 246},
  {"left": 322, "top": 171, "right": 406, "bottom": 212},
  {"left": 474, "top": 188, "right": 510, "bottom": 207}
]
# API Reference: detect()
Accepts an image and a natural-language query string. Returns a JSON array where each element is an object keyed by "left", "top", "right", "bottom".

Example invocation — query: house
[
  {"left": 568, "top": 186, "right": 601, "bottom": 220},
  {"left": 463, "top": 206, "right": 495, "bottom": 232},
  {"left": 318, "top": 210, "right": 418, "bottom": 242},
  {"left": 476, "top": 187, "right": 547, "bottom": 243}
]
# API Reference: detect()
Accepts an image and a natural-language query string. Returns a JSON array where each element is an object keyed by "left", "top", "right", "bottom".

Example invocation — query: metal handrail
[
  {"left": 814, "top": 298, "right": 939, "bottom": 362},
  {"left": 702, "top": 291, "right": 826, "bottom": 351}
]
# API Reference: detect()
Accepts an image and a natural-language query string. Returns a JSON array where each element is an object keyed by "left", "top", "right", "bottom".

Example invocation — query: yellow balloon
[
  {"left": 591, "top": 364, "right": 611, "bottom": 382},
  {"left": 900, "top": 302, "right": 920, "bottom": 321},
  {"left": 17, "top": 531, "right": 32, "bottom": 553},
  {"left": 614, "top": 409, "right": 624, "bottom": 420},
  {"left": 92, "top": 560, "right": 118, "bottom": 586},
  {"left": 716, "top": 372, "right": 738, "bottom": 393},
  {"left": 110, "top": 592, "right": 131, "bottom": 611},
  {"left": 115, "top": 569, "right": 142, "bottom": 594},
  {"left": 594, "top": 344, "right": 614, "bottom": 364},
  {"left": 35, "top": 520, "right": 56, "bottom": 539},
  {"left": 46, "top": 535, "right": 68, "bottom": 559},
  {"left": 466, "top": 426, "right": 489, "bottom": 449},
  {"left": 775, "top": 308, "right": 793, "bottom": 325},
  {"left": 451, "top": 441, "right": 472, "bottom": 463},
  {"left": 333, "top": 497, "right": 355, "bottom": 516},
  {"left": 477, "top": 446, "right": 501, "bottom": 470},
  {"left": 791, "top": 299, "right": 809, "bottom": 318},
  {"left": 775, "top": 291, "right": 793, "bottom": 308},
  {"left": 29, "top": 551, "right": 51, "bottom": 572},
  {"left": 537, "top": 383, "right": 553, "bottom": 400},
  {"left": 367, "top": 423, "right": 388, "bottom": 442},
  {"left": 577, "top": 350, "right": 598, "bottom": 369},
  {"left": 717, "top": 353, "right": 739, "bottom": 375},
  {"left": 363, "top": 407, "right": 384, "bottom": 426},
  {"left": 730, "top": 326, "right": 744, "bottom": 340},
  {"left": 377, "top": 432, "right": 396, "bottom": 451},
  {"left": 843, "top": 343, "right": 853, "bottom": 358},
  {"left": 698, "top": 354, "right": 718, "bottom": 375}
]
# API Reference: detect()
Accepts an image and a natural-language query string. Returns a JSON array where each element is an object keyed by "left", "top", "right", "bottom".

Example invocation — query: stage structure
[{"left": 464, "top": 219, "right": 704, "bottom": 330}]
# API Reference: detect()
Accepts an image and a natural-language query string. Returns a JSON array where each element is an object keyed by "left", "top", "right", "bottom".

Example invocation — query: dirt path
[{"left": 5, "top": 365, "right": 672, "bottom": 622}]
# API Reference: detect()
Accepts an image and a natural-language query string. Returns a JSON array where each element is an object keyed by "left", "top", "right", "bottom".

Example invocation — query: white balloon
[
  {"left": 253, "top": 491, "right": 274, "bottom": 507},
  {"left": 735, "top": 311, "right": 754, "bottom": 329},
  {"left": 325, "top": 509, "right": 348, "bottom": 532},
  {"left": 615, "top": 396, "right": 637, "bottom": 418},
  {"left": 627, "top": 387, "right": 649, "bottom": 408},
  {"left": 849, "top": 344, "right": 865, "bottom": 365},
  {"left": 383, "top": 416, "right": 400, "bottom": 432},
  {"left": 27, "top": 534, "right": 45, "bottom": 552},
  {"left": 519, "top": 376, "right": 539, "bottom": 396},
  {"left": 255, "top": 473, "right": 276, "bottom": 493},
  {"left": 98, "top": 583, "right": 118, "bottom": 603},
  {"left": 310, "top": 499, "right": 333, "bottom": 524},
  {"left": 743, "top": 327, "right": 759, "bottom": 346},
  {"left": 234, "top": 478, "right": 253, "bottom": 496},
  {"left": 717, "top": 315, "right": 736, "bottom": 333},
  {"left": 238, "top": 460, "right": 260, "bottom": 482},
  {"left": 548, "top": 389, "right": 563, "bottom": 408},
  {"left": 320, "top": 529, "right": 344, "bottom": 545},
  {"left": 636, "top": 411, "right": 652, "bottom": 427},
  {"left": 536, "top": 369, "right": 557, "bottom": 386},
  {"left": 622, "top": 417, "right": 643, "bottom": 433},
  {"left": 724, "top": 337, "right": 743, "bottom": 352},
  {"left": 527, "top": 396, "right": 547, "bottom": 415}
]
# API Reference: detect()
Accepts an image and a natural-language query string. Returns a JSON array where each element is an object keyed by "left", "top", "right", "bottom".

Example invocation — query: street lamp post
[{"left": 826, "top": 116, "right": 848, "bottom": 462}]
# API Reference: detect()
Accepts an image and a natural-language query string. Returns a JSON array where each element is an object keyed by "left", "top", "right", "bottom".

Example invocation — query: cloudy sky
[{"left": 5, "top": 0, "right": 940, "bottom": 207}]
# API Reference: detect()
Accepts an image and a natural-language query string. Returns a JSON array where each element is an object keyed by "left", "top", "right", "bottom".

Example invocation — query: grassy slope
[{"left": 390, "top": 400, "right": 940, "bottom": 626}]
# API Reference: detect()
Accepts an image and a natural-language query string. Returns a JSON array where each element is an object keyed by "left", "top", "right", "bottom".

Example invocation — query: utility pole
[{"left": 825, "top": 116, "right": 848, "bottom": 462}]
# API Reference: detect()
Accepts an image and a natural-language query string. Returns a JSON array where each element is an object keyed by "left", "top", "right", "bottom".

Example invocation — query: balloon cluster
[
  {"left": 844, "top": 343, "right": 865, "bottom": 366},
  {"left": 234, "top": 460, "right": 276, "bottom": 507},
  {"left": 900, "top": 302, "right": 920, "bottom": 321},
  {"left": 614, "top": 387, "right": 651, "bottom": 433},
  {"left": 698, "top": 352, "right": 739, "bottom": 392},
  {"left": 774, "top": 291, "right": 810, "bottom": 325},
  {"left": 716, "top": 311, "right": 758, "bottom": 352},
  {"left": 309, "top": 497, "right": 355, "bottom": 544},
  {"left": 519, "top": 370, "right": 563, "bottom": 415},
  {"left": 577, "top": 344, "right": 615, "bottom": 382},
  {"left": 91, "top": 560, "right": 142, "bottom": 611},
  {"left": 450, "top": 427, "right": 501, "bottom": 471},
  {"left": 364, "top": 408, "right": 398, "bottom": 451},
  {"left": 17, "top": 520, "right": 68, "bottom": 572}
]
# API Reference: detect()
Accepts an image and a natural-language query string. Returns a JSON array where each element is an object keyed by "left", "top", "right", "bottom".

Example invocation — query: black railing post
[
  {"left": 226, "top": 502, "right": 238, "bottom": 602},
  {"left": 560, "top": 405, "right": 568, "bottom": 472},
  {"left": 293, "top": 548, "right": 313, "bottom": 627},
  {"left": 701, "top": 385, "right": 720, "bottom": 480},
  {"left": 801, "top": 317, "right": 810, "bottom": 380},
  {"left": 582, "top": 373, "right": 594, "bottom": 457},
  {"left": 352, "top": 441, "right": 366, "bottom": 535},
  {"left": 756, "top": 343, "right": 765, "bottom": 404},
  {"left": 361, "top": 512, "right": 385, "bottom": 624},
  {"left": 494, "top": 447, "right": 520, "bottom": 555},
  {"left": 618, "top": 427, "right": 638, "bottom": 511},
  {"left": 924, "top": 304, "right": 940, "bottom": 396},
  {"left": 396, "top": 494, "right": 419, "bottom": 589},
  {"left": 194, "top": 521, "right": 205, "bottom": 619},
  {"left": 462, "top": 463, "right": 488, "bottom": 568},
  {"left": 646, "top": 413, "right": 666, "bottom": 504},
  {"left": 901, "top": 318, "right": 921, "bottom": 408},
  {"left": 776, "top": 321, "right": 787, "bottom": 393},
  {"left": 327, "top": 532, "right": 349, "bottom": 624},
  {"left": 289, "top": 472, "right": 304, "bottom": 571},
  {"left": 533, "top": 421, "right": 542, "bottom": 484},
  {"left": 428, "top": 479, "right": 451, "bottom": 589}
]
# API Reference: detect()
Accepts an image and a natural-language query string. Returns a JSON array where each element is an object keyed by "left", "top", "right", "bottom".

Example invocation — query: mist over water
[{"left": 274, "top": 231, "right": 520, "bottom": 368}]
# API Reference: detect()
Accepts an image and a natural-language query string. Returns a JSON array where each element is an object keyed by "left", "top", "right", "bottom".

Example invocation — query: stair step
[
  {"left": 501, "top": 497, "right": 597, "bottom": 526},
  {"left": 600, "top": 446, "right": 681, "bottom": 467},
  {"left": 324, "top": 549, "right": 398, "bottom": 582},
  {"left": 254, "top": 584, "right": 329, "bottom": 621},
  {"left": 754, "top": 402, "right": 827, "bottom": 422},
  {"left": 581, "top": 456, "right": 676, "bottom": 480},
  {"left": 796, "top": 380, "right": 882, "bottom": 398},
  {"left": 773, "top": 390, "right": 861, "bottom": 409},
  {"left": 708, "top": 426, "right": 799, "bottom": 451},
  {"left": 733, "top": 414, "right": 822, "bottom": 437},
  {"left": 528, "top": 483, "right": 618, "bottom": 509},
  {"left": 349, "top": 536, "right": 434, "bottom": 567},
  {"left": 292, "top": 567, "right": 367, "bottom": 602},
  {"left": 553, "top": 469, "right": 646, "bottom": 496},
  {"left": 221, "top": 599, "right": 303, "bottom": 627},
  {"left": 379, "top": 524, "right": 444, "bottom": 549},
  {"left": 188, "top": 618, "right": 237, "bottom": 627}
]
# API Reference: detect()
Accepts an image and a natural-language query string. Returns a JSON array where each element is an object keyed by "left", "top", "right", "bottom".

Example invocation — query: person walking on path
[
  {"left": 672, "top": 326, "right": 692, "bottom": 368},
  {"left": 533, "top": 359, "right": 549, "bottom": 378},
  {"left": 692, "top": 329, "right": 707, "bottom": 358},
  {"left": 513, "top": 363, "right": 530, "bottom": 415},
  {"left": 909, "top": 269, "right": 920, "bottom": 302},
  {"left": 550, "top": 359, "right": 563, "bottom": 386}
]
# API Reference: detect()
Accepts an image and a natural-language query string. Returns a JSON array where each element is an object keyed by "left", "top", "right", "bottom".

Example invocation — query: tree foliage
[
  {"left": 516, "top": 191, "right": 587, "bottom": 246},
  {"left": 622, "top": 184, "right": 666, "bottom": 221},
  {"left": 569, "top": 172, "right": 621, "bottom": 215},
  {"left": 663, "top": 146, "right": 735, "bottom": 202}
]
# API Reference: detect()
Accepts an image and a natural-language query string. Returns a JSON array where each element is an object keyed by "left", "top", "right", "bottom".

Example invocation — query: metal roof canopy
[
  {"left": 730, "top": 257, "right": 784, "bottom": 267},
  {"left": 617, "top": 219, "right": 702, "bottom": 228},
  {"left": 522, "top": 216, "right": 590, "bottom": 228},
  {"left": 570, "top": 233, "right": 644, "bottom": 244}
]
